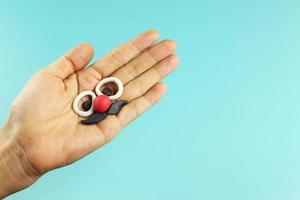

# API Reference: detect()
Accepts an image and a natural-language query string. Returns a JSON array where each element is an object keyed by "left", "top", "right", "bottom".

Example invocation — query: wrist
[{"left": 0, "top": 126, "right": 39, "bottom": 198}]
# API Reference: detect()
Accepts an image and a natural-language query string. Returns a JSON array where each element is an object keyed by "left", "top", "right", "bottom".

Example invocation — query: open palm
[{"left": 7, "top": 30, "right": 178, "bottom": 175}]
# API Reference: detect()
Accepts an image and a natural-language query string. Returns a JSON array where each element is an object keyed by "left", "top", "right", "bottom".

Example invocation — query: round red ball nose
[{"left": 93, "top": 95, "right": 111, "bottom": 113}]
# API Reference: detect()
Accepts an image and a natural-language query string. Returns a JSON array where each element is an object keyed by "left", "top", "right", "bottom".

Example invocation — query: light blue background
[{"left": 1, "top": 0, "right": 300, "bottom": 199}]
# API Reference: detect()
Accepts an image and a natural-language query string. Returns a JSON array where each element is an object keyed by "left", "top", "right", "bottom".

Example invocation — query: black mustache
[{"left": 81, "top": 100, "right": 128, "bottom": 125}]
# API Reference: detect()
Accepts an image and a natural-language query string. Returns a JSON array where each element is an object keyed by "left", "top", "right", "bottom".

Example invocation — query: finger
[
  {"left": 111, "top": 39, "right": 176, "bottom": 84},
  {"left": 117, "top": 82, "right": 167, "bottom": 127},
  {"left": 121, "top": 55, "right": 179, "bottom": 101},
  {"left": 91, "top": 29, "right": 159, "bottom": 78},
  {"left": 43, "top": 43, "right": 94, "bottom": 79}
]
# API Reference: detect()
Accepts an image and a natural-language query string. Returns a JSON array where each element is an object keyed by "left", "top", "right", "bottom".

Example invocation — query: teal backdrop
[{"left": 1, "top": 0, "right": 300, "bottom": 199}]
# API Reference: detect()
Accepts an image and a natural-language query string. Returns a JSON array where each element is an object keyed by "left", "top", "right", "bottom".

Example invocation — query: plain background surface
[{"left": 1, "top": 0, "right": 300, "bottom": 199}]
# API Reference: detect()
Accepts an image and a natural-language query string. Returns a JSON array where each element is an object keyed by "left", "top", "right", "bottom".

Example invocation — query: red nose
[{"left": 93, "top": 95, "right": 111, "bottom": 113}]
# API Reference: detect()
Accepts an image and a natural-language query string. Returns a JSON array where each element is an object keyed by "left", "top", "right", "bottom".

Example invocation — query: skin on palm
[{"left": 0, "top": 29, "right": 179, "bottom": 197}]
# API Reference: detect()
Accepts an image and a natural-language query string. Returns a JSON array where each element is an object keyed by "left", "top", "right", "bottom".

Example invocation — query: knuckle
[{"left": 110, "top": 48, "right": 126, "bottom": 65}]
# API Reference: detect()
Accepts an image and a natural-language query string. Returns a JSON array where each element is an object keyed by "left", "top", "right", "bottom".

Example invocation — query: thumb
[{"left": 44, "top": 43, "right": 94, "bottom": 79}]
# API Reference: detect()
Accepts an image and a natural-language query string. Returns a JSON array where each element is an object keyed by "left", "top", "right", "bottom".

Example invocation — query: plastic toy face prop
[{"left": 72, "top": 77, "right": 128, "bottom": 125}]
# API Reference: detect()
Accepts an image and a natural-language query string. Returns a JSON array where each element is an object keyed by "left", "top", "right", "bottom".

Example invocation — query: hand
[{"left": 0, "top": 30, "right": 178, "bottom": 197}]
